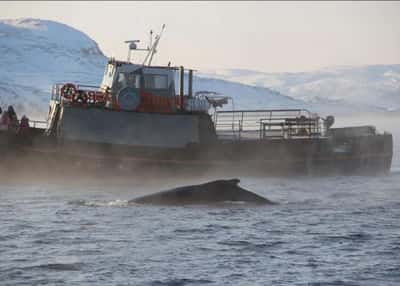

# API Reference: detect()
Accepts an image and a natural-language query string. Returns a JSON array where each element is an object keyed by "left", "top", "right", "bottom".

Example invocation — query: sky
[{"left": 0, "top": 1, "right": 399, "bottom": 73}]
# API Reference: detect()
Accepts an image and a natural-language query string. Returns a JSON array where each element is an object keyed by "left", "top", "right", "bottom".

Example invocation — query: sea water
[{"left": 1, "top": 116, "right": 399, "bottom": 285}]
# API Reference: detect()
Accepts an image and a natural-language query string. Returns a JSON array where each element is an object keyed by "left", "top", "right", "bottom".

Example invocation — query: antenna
[
  {"left": 143, "top": 24, "right": 166, "bottom": 66},
  {"left": 148, "top": 30, "right": 153, "bottom": 49}
]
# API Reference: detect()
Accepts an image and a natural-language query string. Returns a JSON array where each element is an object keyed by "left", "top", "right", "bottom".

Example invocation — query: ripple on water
[
  {"left": 2, "top": 167, "right": 400, "bottom": 285},
  {"left": 32, "top": 262, "right": 84, "bottom": 271},
  {"left": 173, "top": 224, "right": 232, "bottom": 236},
  {"left": 216, "top": 240, "right": 284, "bottom": 253},
  {"left": 147, "top": 278, "right": 214, "bottom": 286},
  {"left": 320, "top": 232, "right": 373, "bottom": 243},
  {"left": 305, "top": 281, "right": 360, "bottom": 286},
  {"left": 67, "top": 199, "right": 129, "bottom": 207}
]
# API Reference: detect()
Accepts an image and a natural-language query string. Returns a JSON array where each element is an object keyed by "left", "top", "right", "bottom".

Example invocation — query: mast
[{"left": 144, "top": 24, "right": 165, "bottom": 66}]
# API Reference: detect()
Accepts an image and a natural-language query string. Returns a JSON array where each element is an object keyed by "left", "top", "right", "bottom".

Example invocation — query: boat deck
[{"left": 213, "top": 109, "right": 325, "bottom": 140}]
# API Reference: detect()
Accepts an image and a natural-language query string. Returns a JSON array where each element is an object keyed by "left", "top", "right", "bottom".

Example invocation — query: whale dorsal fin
[{"left": 227, "top": 178, "right": 240, "bottom": 186}]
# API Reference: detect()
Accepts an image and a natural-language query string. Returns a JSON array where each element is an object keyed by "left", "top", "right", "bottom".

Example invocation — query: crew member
[
  {"left": 7, "top": 105, "right": 18, "bottom": 132},
  {"left": 18, "top": 115, "right": 30, "bottom": 136},
  {"left": 0, "top": 109, "right": 10, "bottom": 131}
]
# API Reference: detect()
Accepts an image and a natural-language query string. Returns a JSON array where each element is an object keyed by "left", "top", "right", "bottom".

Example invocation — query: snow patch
[
  {"left": 0, "top": 18, "right": 308, "bottom": 120},
  {"left": 201, "top": 65, "right": 400, "bottom": 114},
  {"left": 0, "top": 18, "right": 397, "bottom": 120}
]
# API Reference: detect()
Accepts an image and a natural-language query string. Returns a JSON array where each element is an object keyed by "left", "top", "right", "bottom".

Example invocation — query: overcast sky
[{"left": 1, "top": 1, "right": 399, "bottom": 72}]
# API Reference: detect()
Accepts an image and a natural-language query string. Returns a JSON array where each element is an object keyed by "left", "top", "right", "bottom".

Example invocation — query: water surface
[{"left": 1, "top": 116, "right": 399, "bottom": 285}]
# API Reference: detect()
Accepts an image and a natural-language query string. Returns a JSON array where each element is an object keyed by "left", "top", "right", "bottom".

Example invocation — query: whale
[{"left": 129, "top": 179, "right": 274, "bottom": 205}]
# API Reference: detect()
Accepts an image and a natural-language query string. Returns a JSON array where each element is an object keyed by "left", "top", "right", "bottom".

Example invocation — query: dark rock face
[{"left": 130, "top": 179, "right": 274, "bottom": 205}]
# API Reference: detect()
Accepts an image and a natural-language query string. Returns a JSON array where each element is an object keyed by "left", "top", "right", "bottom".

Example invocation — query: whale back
[{"left": 131, "top": 179, "right": 273, "bottom": 205}]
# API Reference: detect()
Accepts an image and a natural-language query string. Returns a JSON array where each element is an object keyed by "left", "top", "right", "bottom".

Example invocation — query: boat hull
[{"left": 0, "top": 130, "right": 393, "bottom": 178}]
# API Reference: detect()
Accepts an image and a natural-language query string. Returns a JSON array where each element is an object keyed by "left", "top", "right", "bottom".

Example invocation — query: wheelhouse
[{"left": 100, "top": 60, "right": 178, "bottom": 112}]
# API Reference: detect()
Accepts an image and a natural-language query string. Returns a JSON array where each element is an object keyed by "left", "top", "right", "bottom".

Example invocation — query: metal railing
[
  {"left": 213, "top": 109, "right": 325, "bottom": 140},
  {"left": 28, "top": 120, "right": 48, "bottom": 129},
  {"left": 15, "top": 119, "right": 47, "bottom": 129},
  {"left": 51, "top": 83, "right": 102, "bottom": 102}
]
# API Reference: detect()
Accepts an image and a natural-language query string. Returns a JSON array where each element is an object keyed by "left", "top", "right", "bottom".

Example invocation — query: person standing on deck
[
  {"left": 0, "top": 109, "right": 11, "bottom": 131},
  {"left": 18, "top": 115, "right": 30, "bottom": 137},
  {"left": 7, "top": 106, "right": 18, "bottom": 132}
]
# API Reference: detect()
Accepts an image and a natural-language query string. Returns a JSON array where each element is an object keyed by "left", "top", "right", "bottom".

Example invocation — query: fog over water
[{"left": 1, "top": 115, "right": 399, "bottom": 285}]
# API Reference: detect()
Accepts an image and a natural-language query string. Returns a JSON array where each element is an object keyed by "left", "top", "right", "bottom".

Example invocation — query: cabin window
[
  {"left": 144, "top": 74, "right": 168, "bottom": 89},
  {"left": 115, "top": 72, "right": 141, "bottom": 90}
]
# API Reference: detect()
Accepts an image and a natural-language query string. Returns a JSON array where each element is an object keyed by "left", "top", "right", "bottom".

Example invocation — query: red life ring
[{"left": 60, "top": 83, "right": 77, "bottom": 100}]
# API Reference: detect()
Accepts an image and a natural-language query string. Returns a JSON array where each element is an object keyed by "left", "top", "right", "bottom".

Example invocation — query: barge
[{"left": 0, "top": 27, "right": 393, "bottom": 177}]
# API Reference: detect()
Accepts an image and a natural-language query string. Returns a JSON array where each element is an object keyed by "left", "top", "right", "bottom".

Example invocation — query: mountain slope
[
  {"left": 0, "top": 18, "right": 106, "bottom": 118},
  {"left": 193, "top": 76, "right": 306, "bottom": 110},
  {"left": 0, "top": 18, "right": 307, "bottom": 120},
  {"left": 200, "top": 65, "right": 400, "bottom": 113},
  {"left": 2, "top": 18, "right": 396, "bottom": 120}
]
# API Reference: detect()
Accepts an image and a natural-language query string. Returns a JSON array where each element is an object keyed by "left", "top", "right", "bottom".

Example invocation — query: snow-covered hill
[
  {"left": 0, "top": 18, "right": 397, "bottom": 120},
  {"left": 192, "top": 76, "right": 306, "bottom": 110},
  {"left": 0, "top": 18, "right": 106, "bottom": 119},
  {"left": 200, "top": 65, "right": 400, "bottom": 114},
  {"left": 0, "top": 18, "right": 306, "bottom": 120}
]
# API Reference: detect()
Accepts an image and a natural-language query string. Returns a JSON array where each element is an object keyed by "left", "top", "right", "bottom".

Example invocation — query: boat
[{"left": 0, "top": 26, "right": 393, "bottom": 178}]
